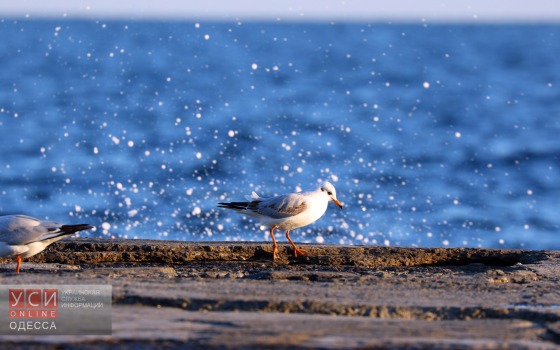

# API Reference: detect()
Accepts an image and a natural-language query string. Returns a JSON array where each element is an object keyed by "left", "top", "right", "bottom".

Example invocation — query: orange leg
[
  {"left": 16, "top": 256, "right": 22, "bottom": 273},
  {"left": 269, "top": 225, "right": 280, "bottom": 259},
  {"left": 285, "top": 230, "right": 307, "bottom": 257}
]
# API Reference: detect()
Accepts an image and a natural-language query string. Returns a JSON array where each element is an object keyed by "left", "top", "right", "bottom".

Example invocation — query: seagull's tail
[
  {"left": 219, "top": 191, "right": 262, "bottom": 212},
  {"left": 39, "top": 223, "right": 94, "bottom": 244},
  {"left": 218, "top": 198, "right": 262, "bottom": 213}
]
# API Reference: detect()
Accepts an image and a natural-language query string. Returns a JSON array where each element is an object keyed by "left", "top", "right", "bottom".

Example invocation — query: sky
[{"left": 1, "top": 0, "right": 559, "bottom": 22}]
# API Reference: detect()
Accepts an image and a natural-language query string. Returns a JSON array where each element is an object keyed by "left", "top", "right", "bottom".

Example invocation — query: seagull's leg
[
  {"left": 269, "top": 226, "right": 280, "bottom": 259},
  {"left": 15, "top": 256, "right": 22, "bottom": 273},
  {"left": 285, "top": 230, "right": 307, "bottom": 257}
]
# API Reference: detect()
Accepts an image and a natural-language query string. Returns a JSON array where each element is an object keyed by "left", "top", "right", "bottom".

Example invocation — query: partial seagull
[
  {"left": 0, "top": 215, "right": 93, "bottom": 273},
  {"left": 218, "top": 181, "right": 342, "bottom": 259}
]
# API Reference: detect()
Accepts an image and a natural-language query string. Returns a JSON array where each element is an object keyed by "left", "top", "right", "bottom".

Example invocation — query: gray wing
[
  {"left": 0, "top": 215, "right": 62, "bottom": 245},
  {"left": 255, "top": 193, "right": 308, "bottom": 219}
]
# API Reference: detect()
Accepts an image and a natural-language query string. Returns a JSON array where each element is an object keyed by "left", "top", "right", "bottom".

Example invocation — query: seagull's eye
[{"left": 327, "top": 191, "right": 332, "bottom": 196}]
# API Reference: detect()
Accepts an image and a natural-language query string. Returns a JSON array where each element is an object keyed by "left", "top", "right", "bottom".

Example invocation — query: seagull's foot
[
  {"left": 15, "top": 256, "right": 22, "bottom": 274},
  {"left": 272, "top": 247, "right": 280, "bottom": 260},
  {"left": 293, "top": 247, "right": 308, "bottom": 258}
]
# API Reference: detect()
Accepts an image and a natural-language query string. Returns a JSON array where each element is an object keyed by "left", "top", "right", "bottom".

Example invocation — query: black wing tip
[
  {"left": 218, "top": 202, "right": 249, "bottom": 210},
  {"left": 60, "top": 224, "right": 94, "bottom": 234}
]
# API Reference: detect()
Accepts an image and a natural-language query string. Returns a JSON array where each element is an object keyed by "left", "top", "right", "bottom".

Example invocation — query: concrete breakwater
[{"left": 1, "top": 239, "right": 559, "bottom": 349}]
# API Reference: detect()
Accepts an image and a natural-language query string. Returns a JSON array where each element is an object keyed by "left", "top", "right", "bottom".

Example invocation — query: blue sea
[{"left": 0, "top": 19, "right": 559, "bottom": 249}]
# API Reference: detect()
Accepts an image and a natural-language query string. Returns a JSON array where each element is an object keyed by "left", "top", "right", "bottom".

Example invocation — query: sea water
[{"left": 0, "top": 19, "right": 558, "bottom": 249}]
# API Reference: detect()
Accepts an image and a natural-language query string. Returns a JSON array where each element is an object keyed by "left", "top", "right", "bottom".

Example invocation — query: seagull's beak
[{"left": 332, "top": 198, "right": 343, "bottom": 209}]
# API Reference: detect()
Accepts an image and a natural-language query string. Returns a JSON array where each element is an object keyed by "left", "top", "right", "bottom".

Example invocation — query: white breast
[{"left": 0, "top": 242, "right": 30, "bottom": 257}]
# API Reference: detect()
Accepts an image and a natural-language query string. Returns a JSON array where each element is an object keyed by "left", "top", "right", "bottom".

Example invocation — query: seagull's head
[{"left": 320, "top": 181, "right": 343, "bottom": 209}]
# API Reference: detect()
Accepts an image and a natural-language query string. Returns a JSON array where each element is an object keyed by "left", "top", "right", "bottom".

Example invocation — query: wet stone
[{"left": 1, "top": 238, "right": 560, "bottom": 349}]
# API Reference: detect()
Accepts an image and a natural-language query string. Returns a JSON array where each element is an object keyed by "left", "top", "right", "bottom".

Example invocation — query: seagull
[
  {"left": 0, "top": 215, "right": 93, "bottom": 273},
  {"left": 218, "top": 181, "right": 343, "bottom": 259}
]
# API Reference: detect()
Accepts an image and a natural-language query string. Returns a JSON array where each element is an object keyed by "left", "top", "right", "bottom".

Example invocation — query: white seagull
[
  {"left": 218, "top": 181, "right": 343, "bottom": 259},
  {"left": 0, "top": 215, "right": 93, "bottom": 273}
]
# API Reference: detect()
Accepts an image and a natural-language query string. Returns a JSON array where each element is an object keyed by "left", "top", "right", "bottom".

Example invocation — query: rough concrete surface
[{"left": 1, "top": 238, "right": 560, "bottom": 349}]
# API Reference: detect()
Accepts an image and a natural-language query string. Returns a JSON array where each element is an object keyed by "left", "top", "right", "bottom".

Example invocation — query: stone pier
[{"left": 1, "top": 239, "right": 559, "bottom": 349}]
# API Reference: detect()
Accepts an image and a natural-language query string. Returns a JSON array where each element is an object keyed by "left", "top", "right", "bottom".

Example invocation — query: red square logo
[
  {"left": 8, "top": 289, "right": 25, "bottom": 309},
  {"left": 25, "top": 289, "right": 42, "bottom": 308},
  {"left": 42, "top": 289, "right": 58, "bottom": 308},
  {"left": 8, "top": 288, "right": 59, "bottom": 316}
]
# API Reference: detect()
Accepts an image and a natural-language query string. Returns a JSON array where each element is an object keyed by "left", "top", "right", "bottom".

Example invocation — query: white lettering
[
  {"left": 27, "top": 291, "right": 40, "bottom": 307},
  {"left": 44, "top": 291, "right": 57, "bottom": 308},
  {"left": 9, "top": 290, "right": 23, "bottom": 307}
]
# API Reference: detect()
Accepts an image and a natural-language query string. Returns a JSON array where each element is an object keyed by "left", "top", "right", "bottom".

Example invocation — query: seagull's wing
[
  {"left": 244, "top": 191, "right": 260, "bottom": 201},
  {"left": 255, "top": 193, "right": 308, "bottom": 219},
  {"left": 0, "top": 215, "right": 58, "bottom": 245},
  {"left": 0, "top": 215, "right": 92, "bottom": 249}
]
